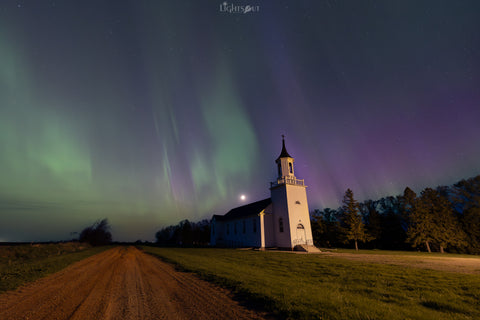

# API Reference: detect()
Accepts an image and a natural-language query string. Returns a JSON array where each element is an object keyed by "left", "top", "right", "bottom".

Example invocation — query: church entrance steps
[
  {"left": 294, "top": 244, "right": 322, "bottom": 253},
  {"left": 305, "top": 245, "right": 322, "bottom": 253}
]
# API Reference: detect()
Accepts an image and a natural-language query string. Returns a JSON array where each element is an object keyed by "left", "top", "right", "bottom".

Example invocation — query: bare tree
[{"left": 79, "top": 219, "right": 112, "bottom": 246}]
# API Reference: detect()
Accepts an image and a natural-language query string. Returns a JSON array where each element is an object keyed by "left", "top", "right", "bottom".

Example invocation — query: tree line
[
  {"left": 155, "top": 219, "right": 210, "bottom": 246},
  {"left": 311, "top": 175, "right": 480, "bottom": 253}
]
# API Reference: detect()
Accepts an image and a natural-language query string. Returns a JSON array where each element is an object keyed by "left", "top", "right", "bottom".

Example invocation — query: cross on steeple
[{"left": 277, "top": 135, "right": 291, "bottom": 160}]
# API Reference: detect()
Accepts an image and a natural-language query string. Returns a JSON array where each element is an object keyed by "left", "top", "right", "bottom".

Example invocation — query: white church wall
[
  {"left": 211, "top": 219, "right": 226, "bottom": 246},
  {"left": 285, "top": 184, "right": 314, "bottom": 246},
  {"left": 263, "top": 204, "right": 276, "bottom": 247},
  {"left": 270, "top": 187, "right": 294, "bottom": 248},
  {"left": 210, "top": 220, "right": 218, "bottom": 245},
  {"left": 250, "top": 217, "right": 261, "bottom": 247},
  {"left": 218, "top": 216, "right": 261, "bottom": 247}
]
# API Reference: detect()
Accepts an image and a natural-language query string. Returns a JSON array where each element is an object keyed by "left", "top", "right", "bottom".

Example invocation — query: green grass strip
[{"left": 142, "top": 247, "right": 480, "bottom": 320}]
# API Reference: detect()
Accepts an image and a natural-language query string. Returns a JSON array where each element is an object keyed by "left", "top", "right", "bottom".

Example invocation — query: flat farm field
[
  {"left": 0, "top": 242, "right": 110, "bottom": 293},
  {"left": 142, "top": 247, "right": 480, "bottom": 320}
]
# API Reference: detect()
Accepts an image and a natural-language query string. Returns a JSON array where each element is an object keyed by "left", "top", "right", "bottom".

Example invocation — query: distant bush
[{"left": 79, "top": 219, "right": 112, "bottom": 246}]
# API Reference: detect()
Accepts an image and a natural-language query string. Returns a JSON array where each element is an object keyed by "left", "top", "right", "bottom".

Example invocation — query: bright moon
[{"left": 240, "top": 194, "right": 246, "bottom": 201}]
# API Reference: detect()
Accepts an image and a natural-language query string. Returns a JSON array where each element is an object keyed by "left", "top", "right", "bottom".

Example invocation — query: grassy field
[
  {"left": 142, "top": 247, "right": 480, "bottom": 320},
  {"left": 0, "top": 242, "right": 110, "bottom": 293},
  {"left": 325, "top": 248, "right": 479, "bottom": 258}
]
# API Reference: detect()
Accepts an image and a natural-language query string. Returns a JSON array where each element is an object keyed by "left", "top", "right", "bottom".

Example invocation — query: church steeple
[
  {"left": 276, "top": 135, "right": 292, "bottom": 160},
  {"left": 275, "top": 135, "right": 295, "bottom": 179}
]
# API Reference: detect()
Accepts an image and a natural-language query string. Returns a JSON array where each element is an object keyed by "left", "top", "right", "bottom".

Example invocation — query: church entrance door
[{"left": 296, "top": 224, "right": 306, "bottom": 245}]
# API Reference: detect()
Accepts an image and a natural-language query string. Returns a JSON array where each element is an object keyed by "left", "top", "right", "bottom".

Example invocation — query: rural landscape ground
[
  {"left": 0, "top": 246, "right": 266, "bottom": 320},
  {"left": 1, "top": 244, "right": 479, "bottom": 319}
]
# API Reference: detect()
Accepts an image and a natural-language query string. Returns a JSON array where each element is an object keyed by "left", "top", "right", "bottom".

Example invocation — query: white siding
[
  {"left": 285, "top": 184, "right": 314, "bottom": 247},
  {"left": 212, "top": 215, "right": 261, "bottom": 247},
  {"left": 270, "top": 187, "right": 293, "bottom": 248}
]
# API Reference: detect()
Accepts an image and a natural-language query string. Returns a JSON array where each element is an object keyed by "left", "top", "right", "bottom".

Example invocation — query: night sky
[{"left": 1, "top": 1, "right": 479, "bottom": 242}]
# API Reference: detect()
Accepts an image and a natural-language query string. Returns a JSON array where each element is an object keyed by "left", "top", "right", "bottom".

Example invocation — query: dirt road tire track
[{"left": 0, "top": 247, "right": 266, "bottom": 320}]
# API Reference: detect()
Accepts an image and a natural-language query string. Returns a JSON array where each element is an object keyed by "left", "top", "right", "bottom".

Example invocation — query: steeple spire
[{"left": 277, "top": 135, "right": 292, "bottom": 160}]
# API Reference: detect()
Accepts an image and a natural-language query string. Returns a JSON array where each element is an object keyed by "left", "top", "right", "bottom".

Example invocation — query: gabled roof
[
  {"left": 213, "top": 198, "right": 271, "bottom": 222},
  {"left": 276, "top": 137, "right": 292, "bottom": 161}
]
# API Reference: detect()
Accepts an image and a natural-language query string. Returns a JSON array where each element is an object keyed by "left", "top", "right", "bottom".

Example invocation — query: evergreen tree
[
  {"left": 462, "top": 206, "right": 480, "bottom": 254},
  {"left": 407, "top": 188, "right": 466, "bottom": 253},
  {"left": 452, "top": 176, "right": 480, "bottom": 210},
  {"left": 400, "top": 187, "right": 417, "bottom": 224},
  {"left": 453, "top": 176, "right": 480, "bottom": 253},
  {"left": 311, "top": 208, "right": 341, "bottom": 247},
  {"left": 400, "top": 187, "right": 418, "bottom": 248},
  {"left": 339, "top": 189, "right": 371, "bottom": 251},
  {"left": 431, "top": 188, "right": 467, "bottom": 252},
  {"left": 310, "top": 209, "right": 326, "bottom": 247},
  {"left": 406, "top": 190, "right": 434, "bottom": 252},
  {"left": 360, "top": 200, "right": 381, "bottom": 248}
]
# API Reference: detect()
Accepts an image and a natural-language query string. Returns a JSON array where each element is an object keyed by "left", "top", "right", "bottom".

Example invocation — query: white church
[{"left": 210, "top": 137, "right": 318, "bottom": 251}]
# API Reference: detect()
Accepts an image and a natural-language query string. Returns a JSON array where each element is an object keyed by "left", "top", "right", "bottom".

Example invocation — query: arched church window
[
  {"left": 277, "top": 163, "right": 282, "bottom": 176},
  {"left": 279, "top": 218, "right": 284, "bottom": 232},
  {"left": 289, "top": 162, "right": 293, "bottom": 174},
  {"left": 295, "top": 200, "right": 301, "bottom": 205}
]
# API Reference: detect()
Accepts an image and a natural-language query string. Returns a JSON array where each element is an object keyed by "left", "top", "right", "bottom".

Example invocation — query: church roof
[
  {"left": 213, "top": 198, "right": 272, "bottom": 222},
  {"left": 276, "top": 137, "right": 292, "bottom": 160}
]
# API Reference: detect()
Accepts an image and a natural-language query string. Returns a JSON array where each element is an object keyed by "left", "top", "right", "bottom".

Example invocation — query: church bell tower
[
  {"left": 270, "top": 136, "right": 314, "bottom": 249},
  {"left": 276, "top": 135, "right": 295, "bottom": 179}
]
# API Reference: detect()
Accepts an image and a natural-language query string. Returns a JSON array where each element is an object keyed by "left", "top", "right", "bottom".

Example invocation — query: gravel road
[{"left": 0, "top": 246, "right": 266, "bottom": 320}]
